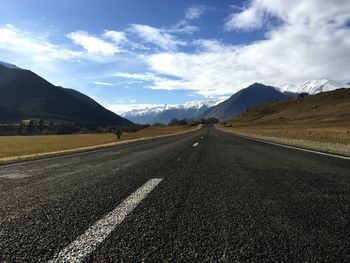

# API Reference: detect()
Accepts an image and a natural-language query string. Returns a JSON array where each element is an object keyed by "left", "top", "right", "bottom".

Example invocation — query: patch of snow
[
  {"left": 122, "top": 104, "right": 172, "bottom": 117},
  {"left": 122, "top": 98, "right": 223, "bottom": 117},
  {"left": 282, "top": 79, "right": 347, "bottom": 94}
]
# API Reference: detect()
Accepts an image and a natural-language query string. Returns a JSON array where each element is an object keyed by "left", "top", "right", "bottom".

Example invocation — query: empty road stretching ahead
[{"left": 1, "top": 125, "right": 349, "bottom": 262}]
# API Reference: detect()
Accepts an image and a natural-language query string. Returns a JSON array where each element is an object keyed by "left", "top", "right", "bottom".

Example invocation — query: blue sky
[{"left": 1, "top": 0, "right": 349, "bottom": 113}]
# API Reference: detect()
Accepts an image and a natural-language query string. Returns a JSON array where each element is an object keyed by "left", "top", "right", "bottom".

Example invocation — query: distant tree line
[
  {"left": 167, "top": 117, "right": 219, "bottom": 126},
  {"left": 0, "top": 119, "right": 150, "bottom": 136},
  {"left": 0, "top": 117, "right": 217, "bottom": 136}
]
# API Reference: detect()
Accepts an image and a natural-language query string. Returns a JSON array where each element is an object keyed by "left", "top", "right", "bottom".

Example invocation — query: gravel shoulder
[{"left": 217, "top": 125, "right": 350, "bottom": 157}]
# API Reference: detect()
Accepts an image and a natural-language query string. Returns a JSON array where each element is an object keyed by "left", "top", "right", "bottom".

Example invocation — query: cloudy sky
[{"left": 1, "top": 0, "right": 349, "bottom": 114}]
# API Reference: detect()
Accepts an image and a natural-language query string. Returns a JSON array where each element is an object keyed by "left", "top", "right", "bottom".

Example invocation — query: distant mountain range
[
  {"left": 124, "top": 83, "right": 291, "bottom": 123},
  {"left": 0, "top": 61, "right": 132, "bottom": 126},
  {"left": 1, "top": 59, "right": 348, "bottom": 126},
  {"left": 124, "top": 79, "right": 350, "bottom": 124},
  {"left": 282, "top": 79, "right": 349, "bottom": 95},
  {"left": 122, "top": 99, "right": 221, "bottom": 124},
  {"left": 122, "top": 83, "right": 295, "bottom": 124}
]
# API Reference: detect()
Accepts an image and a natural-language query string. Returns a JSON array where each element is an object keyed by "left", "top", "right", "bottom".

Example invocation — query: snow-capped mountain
[
  {"left": 122, "top": 105, "right": 173, "bottom": 124},
  {"left": 180, "top": 100, "right": 219, "bottom": 109},
  {"left": 122, "top": 99, "right": 222, "bottom": 124},
  {"left": 283, "top": 79, "right": 348, "bottom": 95},
  {"left": 0, "top": 61, "right": 20, "bottom": 69},
  {"left": 124, "top": 105, "right": 172, "bottom": 117}
]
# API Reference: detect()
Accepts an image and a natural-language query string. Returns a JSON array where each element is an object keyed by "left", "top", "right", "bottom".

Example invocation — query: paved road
[{"left": 0, "top": 125, "right": 349, "bottom": 262}]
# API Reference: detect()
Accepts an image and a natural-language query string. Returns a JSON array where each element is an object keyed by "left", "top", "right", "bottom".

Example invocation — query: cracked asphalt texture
[{"left": 0, "top": 125, "right": 349, "bottom": 262}]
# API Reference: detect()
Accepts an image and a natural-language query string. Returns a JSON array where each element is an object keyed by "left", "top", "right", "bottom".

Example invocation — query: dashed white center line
[
  {"left": 49, "top": 178, "right": 163, "bottom": 263},
  {"left": 122, "top": 163, "right": 132, "bottom": 168},
  {"left": 193, "top": 142, "right": 199, "bottom": 147}
]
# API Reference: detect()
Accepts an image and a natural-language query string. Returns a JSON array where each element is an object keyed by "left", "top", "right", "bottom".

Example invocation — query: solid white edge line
[
  {"left": 193, "top": 142, "right": 199, "bottom": 147},
  {"left": 0, "top": 146, "right": 122, "bottom": 169},
  {"left": 2, "top": 126, "right": 201, "bottom": 168},
  {"left": 48, "top": 178, "right": 163, "bottom": 263},
  {"left": 225, "top": 131, "right": 350, "bottom": 161}
]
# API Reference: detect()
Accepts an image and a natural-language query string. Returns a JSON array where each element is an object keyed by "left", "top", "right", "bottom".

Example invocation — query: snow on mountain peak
[
  {"left": 122, "top": 104, "right": 172, "bottom": 117},
  {"left": 180, "top": 99, "right": 222, "bottom": 110},
  {"left": 283, "top": 79, "right": 347, "bottom": 95},
  {"left": 122, "top": 98, "right": 223, "bottom": 117}
]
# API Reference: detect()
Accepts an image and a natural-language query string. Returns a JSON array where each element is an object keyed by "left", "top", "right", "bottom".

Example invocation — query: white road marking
[
  {"left": 49, "top": 178, "right": 163, "bottom": 263},
  {"left": 1, "top": 148, "right": 123, "bottom": 168},
  {"left": 0, "top": 173, "right": 29, "bottom": 179},
  {"left": 44, "top": 164, "right": 60, "bottom": 169},
  {"left": 193, "top": 142, "right": 199, "bottom": 147},
  {"left": 231, "top": 133, "right": 350, "bottom": 161},
  {"left": 201, "top": 136, "right": 204, "bottom": 139},
  {"left": 122, "top": 163, "right": 132, "bottom": 168}
]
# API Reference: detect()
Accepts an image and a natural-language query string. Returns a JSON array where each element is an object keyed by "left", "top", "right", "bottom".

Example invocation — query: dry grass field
[
  {"left": 0, "top": 125, "right": 199, "bottom": 163},
  {"left": 219, "top": 88, "right": 350, "bottom": 156}
]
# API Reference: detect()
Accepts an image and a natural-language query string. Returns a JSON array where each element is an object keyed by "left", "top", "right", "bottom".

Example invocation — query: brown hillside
[
  {"left": 219, "top": 88, "right": 350, "bottom": 156},
  {"left": 231, "top": 88, "right": 350, "bottom": 126}
]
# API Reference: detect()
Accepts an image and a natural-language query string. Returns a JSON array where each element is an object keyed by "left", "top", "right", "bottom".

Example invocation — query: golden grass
[
  {"left": 218, "top": 89, "right": 350, "bottom": 156},
  {"left": 220, "top": 123, "right": 350, "bottom": 145},
  {"left": 218, "top": 124, "right": 350, "bottom": 157},
  {"left": 0, "top": 125, "right": 199, "bottom": 163}
]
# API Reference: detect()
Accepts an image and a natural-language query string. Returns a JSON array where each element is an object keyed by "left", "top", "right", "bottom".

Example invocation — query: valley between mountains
[{"left": 1, "top": 60, "right": 349, "bottom": 159}]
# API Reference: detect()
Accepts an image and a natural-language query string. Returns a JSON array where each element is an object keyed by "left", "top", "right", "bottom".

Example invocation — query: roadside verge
[
  {"left": 216, "top": 125, "right": 350, "bottom": 158},
  {"left": 0, "top": 125, "right": 202, "bottom": 165}
]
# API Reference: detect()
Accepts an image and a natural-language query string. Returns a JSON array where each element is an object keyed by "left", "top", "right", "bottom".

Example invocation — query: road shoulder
[{"left": 216, "top": 125, "right": 350, "bottom": 158}]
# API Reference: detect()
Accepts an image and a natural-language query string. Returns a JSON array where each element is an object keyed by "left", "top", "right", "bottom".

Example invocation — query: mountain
[
  {"left": 0, "top": 103, "right": 24, "bottom": 122},
  {"left": 230, "top": 88, "right": 350, "bottom": 127},
  {"left": 0, "top": 63, "right": 132, "bottom": 126},
  {"left": 283, "top": 79, "right": 348, "bottom": 95},
  {"left": 202, "top": 83, "right": 288, "bottom": 121},
  {"left": 152, "top": 101, "right": 217, "bottom": 124},
  {"left": 122, "top": 100, "right": 220, "bottom": 124},
  {"left": 122, "top": 105, "right": 173, "bottom": 124},
  {"left": 0, "top": 61, "right": 21, "bottom": 69}
]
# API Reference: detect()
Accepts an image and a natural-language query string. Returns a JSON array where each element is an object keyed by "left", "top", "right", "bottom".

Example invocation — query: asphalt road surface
[{"left": 1, "top": 125, "right": 350, "bottom": 262}]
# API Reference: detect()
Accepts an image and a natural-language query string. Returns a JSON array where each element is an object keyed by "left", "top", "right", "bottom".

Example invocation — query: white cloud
[
  {"left": 0, "top": 24, "right": 82, "bottom": 60},
  {"left": 144, "top": 1, "right": 350, "bottom": 96},
  {"left": 185, "top": 5, "right": 206, "bottom": 20},
  {"left": 167, "top": 21, "right": 199, "bottom": 34},
  {"left": 225, "top": 0, "right": 350, "bottom": 30},
  {"left": 148, "top": 51, "right": 240, "bottom": 96},
  {"left": 113, "top": 72, "right": 159, "bottom": 81},
  {"left": 164, "top": 5, "right": 205, "bottom": 34},
  {"left": 113, "top": 71, "right": 192, "bottom": 91},
  {"left": 67, "top": 31, "right": 120, "bottom": 56},
  {"left": 102, "top": 30, "right": 127, "bottom": 43},
  {"left": 94, "top": 81, "right": 114, "bottom": 86},
  {"left": 130, "top": 24, "right": 186, "bottom": 51},
  {"left": 225, "top": 3, "right": 265, "bottom": 30}
]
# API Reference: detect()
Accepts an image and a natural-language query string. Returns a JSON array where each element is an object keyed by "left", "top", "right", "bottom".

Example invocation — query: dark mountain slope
[
  {"left": 152, "top": 106, "right": 209, "bottom": 124},
  {"left": 203, "top": 83, "right": 288, "bottom": 121},
  {"left": 0, "top": 64, "right": 132, "bottom": 126},
  {"left": 0, "top": 103, "right": 23, "bottom": 123}
]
